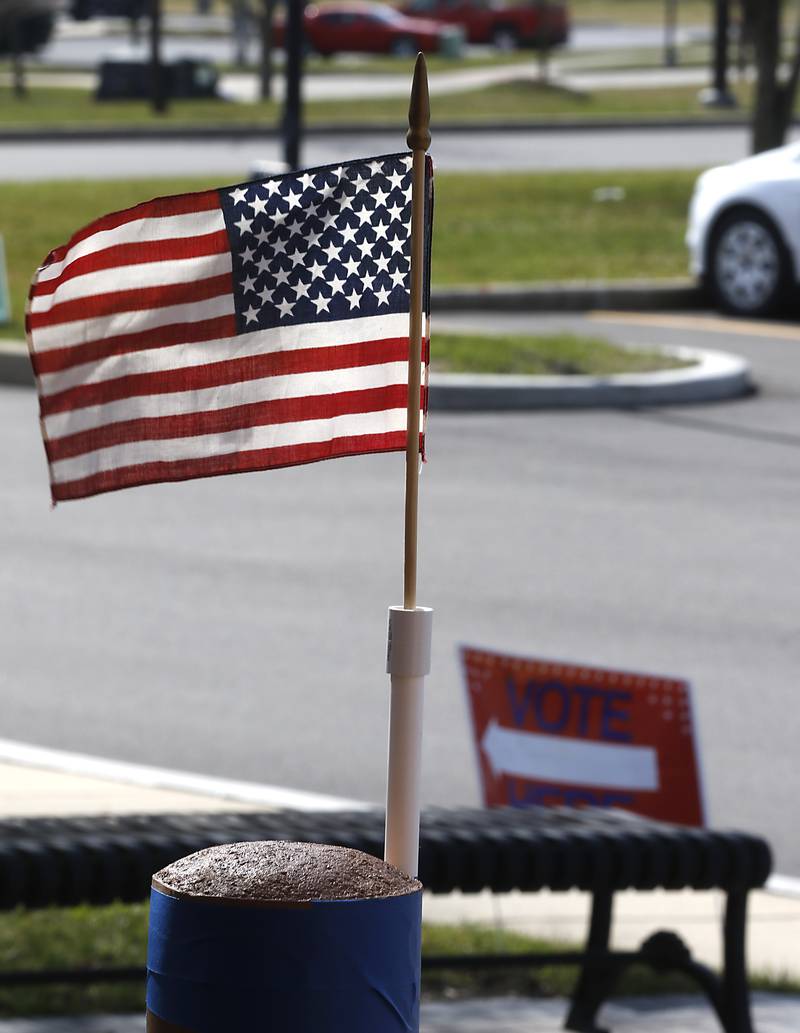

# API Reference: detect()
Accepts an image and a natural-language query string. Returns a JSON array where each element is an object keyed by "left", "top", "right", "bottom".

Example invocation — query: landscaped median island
[
  {"left": 432, "top": 331, "right": 692, "bottom": 377},
  {"left": 0, "top": 902, "right": 795, "bottom": 1017}
]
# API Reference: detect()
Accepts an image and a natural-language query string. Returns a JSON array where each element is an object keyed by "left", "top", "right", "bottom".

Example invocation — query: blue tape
[{"left": 146, "top": 886, "right": 422, "bottom": 1033}]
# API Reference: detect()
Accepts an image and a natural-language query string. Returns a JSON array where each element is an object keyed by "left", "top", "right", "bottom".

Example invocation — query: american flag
[{"left": 27, "top": 153, "right": 433, "bottom": 503}]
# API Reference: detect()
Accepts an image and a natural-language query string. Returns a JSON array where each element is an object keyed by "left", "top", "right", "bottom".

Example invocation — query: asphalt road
[
  {"left": 2, "top": 310, "right": 800, "bottom": 874},
  {"left": 4, "top": 126, "right": 793, "bottom": 182}
]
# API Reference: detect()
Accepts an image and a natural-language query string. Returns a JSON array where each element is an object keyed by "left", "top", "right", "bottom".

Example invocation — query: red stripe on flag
[
  {"left": 47, "top": 384, "right": 415, "bottom": 461},
  {"left": 52, "top": 432, "right": 420, "bottom": 502},
  {"left": 41, "top": 337, "right": 411, "bottom": 416},
  {"left": 38, "top": 189, "right": 221, "bottom": 271},
  {"left": 31, "top": 315, "right": 239, "bottom": 377},
  {"left": 28, "top": 274, "right": 233, "bottom": 331},
  {"left": 32, "top": 232, "right": 230, "bottom": 298}
]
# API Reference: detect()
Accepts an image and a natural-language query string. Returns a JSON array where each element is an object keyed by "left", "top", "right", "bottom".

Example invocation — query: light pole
[{"left": 284, "top": 0, "right": 304, "bottom": 169}]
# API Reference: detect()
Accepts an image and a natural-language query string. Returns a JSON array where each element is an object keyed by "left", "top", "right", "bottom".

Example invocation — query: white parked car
[{"left": 686, "top": 141, "right": 800, "bottom": 316}]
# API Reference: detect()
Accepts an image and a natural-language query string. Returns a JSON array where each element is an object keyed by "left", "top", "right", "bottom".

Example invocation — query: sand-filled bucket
[{"left": 145, "top": 839, "right": 422, "bottom": 1033}]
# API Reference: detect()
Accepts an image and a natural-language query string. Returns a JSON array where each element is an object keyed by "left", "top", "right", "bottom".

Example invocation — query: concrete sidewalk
[{"left": 0, "top": 995, "right": 798, "bottom": 1033}]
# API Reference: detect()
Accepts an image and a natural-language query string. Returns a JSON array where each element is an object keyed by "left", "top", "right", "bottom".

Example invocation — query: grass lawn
[
  {"left": 1, "top": 902, "right": 787, "bottom": 1018},
  {"left": 0, "top": 81, "right": 753, "bottom": 129},
  {"left": 0, "top": 80, "right": 756, "bottom": 128},
  {"left": 13, "top": 50, "right": 537, "bottom": 79},
  {"left": 570, "top": 0, "right": 712, "bottom": 25},
  {"left": 432, "top": 169, "right": 694, "bottom": 285},
  {"left": 432, "top": 331, "right": 690, "bottom": 374},
  {"left": 0, "top": 170, "right": 696, "bottom": 342}
]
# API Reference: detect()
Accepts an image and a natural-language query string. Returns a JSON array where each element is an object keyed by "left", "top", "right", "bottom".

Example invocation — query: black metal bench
[{"left": 0, "top": 806, "right": 771, "bottom": 1033}]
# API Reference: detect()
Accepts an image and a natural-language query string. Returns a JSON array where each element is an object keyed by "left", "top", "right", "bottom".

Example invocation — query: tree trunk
[
  {"left": 232, "top": 0, "right": 250, "bottom": 68},
  {"left": 259, "top": 0, "right": 275, "bottom": 101},
  {"left": 742, "top": 0, "right": 800, "bottom": 153},
  {"left": 664, "top": 0, "right": 678, "bottom": 68},
  {"left": 749, "top": 1, "right": 784, "bottom": 151},
  {"left": 149, "top": 0, "right": 168, "bottom": 114},
  {"left": 10, "top": 13, "right": 26, "bottom": 99}
]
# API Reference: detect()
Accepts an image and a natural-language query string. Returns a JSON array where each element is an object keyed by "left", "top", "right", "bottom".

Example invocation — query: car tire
[
  {"left": 492, "top": 24, "right": 518, "bottom": 51},
  {"left": 390, "top": 35, "right": 418, "bottom": 57},
  {"left": 707, "top": 207, "right": 792, "bottom": 316}
]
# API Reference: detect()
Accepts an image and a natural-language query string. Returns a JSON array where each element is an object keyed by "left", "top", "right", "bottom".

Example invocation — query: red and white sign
[{"left": 461, "top": 646, "right": 705, "bottom": 826}]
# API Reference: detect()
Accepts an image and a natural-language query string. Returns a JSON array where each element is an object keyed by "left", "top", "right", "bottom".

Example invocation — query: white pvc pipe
[{"left": 384, "top": 605, "right": 433, "bottom": 879}]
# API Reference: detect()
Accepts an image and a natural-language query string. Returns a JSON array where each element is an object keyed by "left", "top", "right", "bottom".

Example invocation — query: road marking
[
  {"left": 0, "top": 737, "right": 369, "bottom": 813},
  {"left": 481, "top": 720, "right": 660, "bottom": 791},
  {"left": 589, "top": 310, "right": 800, "bottom": 341}
]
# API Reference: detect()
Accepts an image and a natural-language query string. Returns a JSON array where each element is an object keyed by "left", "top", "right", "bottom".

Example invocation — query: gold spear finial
[{"left": 407, "top": 53, "right": 431, "bottom": 154}]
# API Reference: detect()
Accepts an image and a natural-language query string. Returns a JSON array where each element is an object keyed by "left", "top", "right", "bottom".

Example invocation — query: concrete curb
[
  {"left": 429, "top": 344, "right": 751, "bottom": 410},
  {"left": 0, "top": 117, "right": 761, "bottom": 144},
  {"left": 0, "top": 340, "right": 32, "bottom": 387},
  {"left": 2, "top": 337, "right": 751, "bottom": 410},
  {"left": 432, "top": 279, "right": 704, "bottom": 313}
]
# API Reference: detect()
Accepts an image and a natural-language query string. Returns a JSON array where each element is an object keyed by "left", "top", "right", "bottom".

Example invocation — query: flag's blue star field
[{"left": 220, "top": 154, "right": 414, "bottom": 334}]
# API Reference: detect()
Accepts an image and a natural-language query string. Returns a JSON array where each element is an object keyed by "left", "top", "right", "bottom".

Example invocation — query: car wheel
[
  {"left": 390, "top": 35, "right": 418, "bottom": 57},
  {"left": 708, "top": 208, "right": 792, "bottom": 316},
  {"left": 492, "top": 25, "right": 518, "bottom": 51}
]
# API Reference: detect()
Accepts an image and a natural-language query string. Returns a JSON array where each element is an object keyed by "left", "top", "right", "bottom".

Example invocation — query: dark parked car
[
  {"left": 71, "top": 0, "right": 146, "bottom": 19},
  {"left": 96, "top": 56, "right": 218, "bottom": 100}
]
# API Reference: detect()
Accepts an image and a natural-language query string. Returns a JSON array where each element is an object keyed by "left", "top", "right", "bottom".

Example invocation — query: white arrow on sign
[{"left": 481, "top": 720, "right": 660, "bottom": 792}]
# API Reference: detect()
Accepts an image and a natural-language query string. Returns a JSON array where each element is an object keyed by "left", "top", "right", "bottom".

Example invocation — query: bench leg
[
  {"left": 636, "top": 889, "right": 755, "bottom": 1033},
  {"left": 720, "top": 889, "right": 754, "bottom": 1033},
  {"left": 565, "top": 890, "right": 620, "bottom": 1033}
]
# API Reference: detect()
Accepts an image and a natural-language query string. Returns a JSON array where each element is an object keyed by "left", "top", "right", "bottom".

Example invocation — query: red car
[
  {"left": 400, "top": 0, "right": 569, "bottom": 50},
  {"left": 275, "top": 2, "right": 465, "bottom": 57}
]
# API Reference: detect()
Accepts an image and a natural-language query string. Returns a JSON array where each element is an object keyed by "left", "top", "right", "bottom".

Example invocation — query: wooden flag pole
[
  {"left": 384, "top": 54, "right": 433, "bottom": 878},
  {"left": 403, "top": 52, "right": 430, "bottom": 613}
]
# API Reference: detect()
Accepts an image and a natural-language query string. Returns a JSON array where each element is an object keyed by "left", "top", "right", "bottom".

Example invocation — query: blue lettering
[
  {"left": 572, "top": 685, "right": 601, "bottom": 736},
  {"left": 534, "top": 680, "right": 570, "bottom": 732},
  {"left": 507, "top": 780, "right": 636, "bottom": 810},
  {"left": 505, "top": 675, "right": 532, "bottom": 727},
  {"left": 505, "top": 678, "right": 634, "bottom": 742},
  {"left": 601, "top": 691, "right": 633, "bottom": 742}
]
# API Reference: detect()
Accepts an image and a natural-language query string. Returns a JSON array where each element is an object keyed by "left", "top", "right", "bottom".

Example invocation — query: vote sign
[{"left": 461, "top": 646, "right": 704, "bottom": 826}]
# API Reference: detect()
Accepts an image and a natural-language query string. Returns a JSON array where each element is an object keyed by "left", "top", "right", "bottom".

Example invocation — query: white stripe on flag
[
  {"left": 51, "top": 407, "right": 410, "bottom": 484},
  {"left": 30, "top": 253, "right": 232, "bottom": 314},
  {"left": 481, "top": 721, "right": 660, "bottom": 791},
  {"left": 31, "top": 294, "right": 236, "bottom": 353},
  {"left": 34, "top": 210, "right": 227, "bottom": 284},
  {"left": 38, "top": 312, "right": 411, "bottom": 395},
  {"left": 44, "top": 361, "right": 415, "bottom": 439}
]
